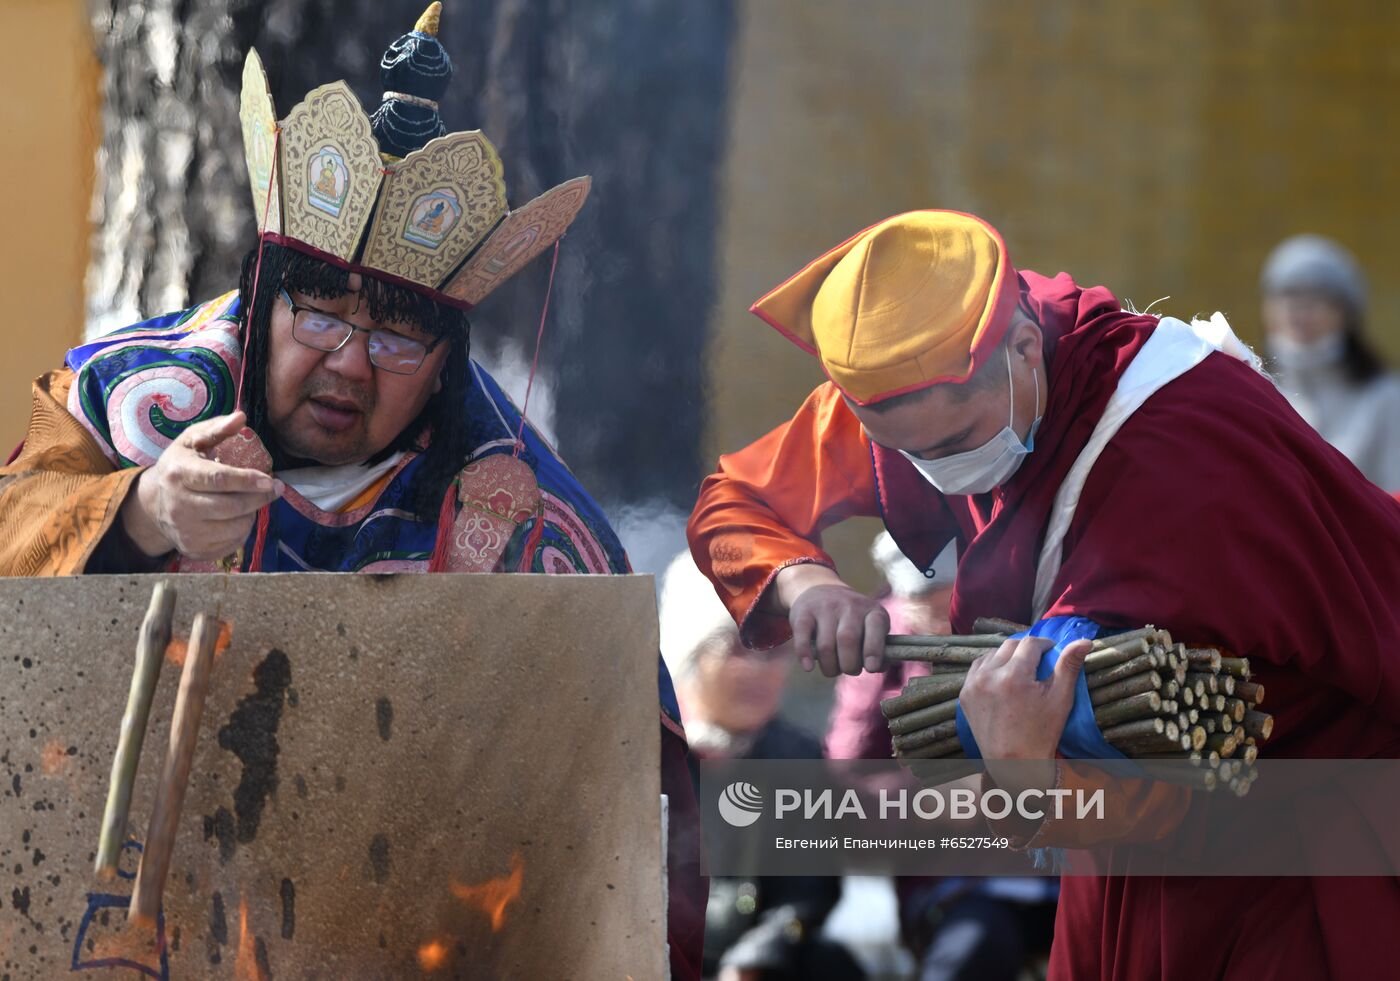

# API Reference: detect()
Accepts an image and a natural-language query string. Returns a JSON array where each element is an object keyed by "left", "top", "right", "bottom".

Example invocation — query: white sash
[{"left": 1030, "top": 314, "right": 1267, "bottom": 618}]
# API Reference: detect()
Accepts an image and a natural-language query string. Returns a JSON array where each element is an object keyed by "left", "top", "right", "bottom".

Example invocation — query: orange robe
[{"left": 0, "top": 368, "right": 141, "bottom": 575}]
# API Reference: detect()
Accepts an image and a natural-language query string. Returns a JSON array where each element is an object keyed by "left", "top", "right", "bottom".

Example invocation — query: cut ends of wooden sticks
[{"left": 880, "top": 623, "right": 1272, "bottom": 792}]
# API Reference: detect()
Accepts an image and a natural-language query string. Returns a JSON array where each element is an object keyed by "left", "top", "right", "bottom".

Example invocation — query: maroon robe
[
  {"left": 876, "top": 272, "right": 1400, "bottom": 979},
  {"left": 691, "top": 269, "right": 1400, "bottom": 979}
]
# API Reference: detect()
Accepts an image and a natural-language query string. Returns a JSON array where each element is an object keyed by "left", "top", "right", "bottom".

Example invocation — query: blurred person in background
[
  {"left": 827, "top": 533, "right": 1056, "bottom": 981},
  {"left": 1261, "top": 233, "right": 1400, "bottom": 491},
  {"left": 661, "top": 550, "right": 865, "bottom": 981}
]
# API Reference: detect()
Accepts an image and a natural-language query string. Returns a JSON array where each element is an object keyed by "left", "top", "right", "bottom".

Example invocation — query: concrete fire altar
[{"left": 0, "top": 573, "right": 665, "bottom": 979}]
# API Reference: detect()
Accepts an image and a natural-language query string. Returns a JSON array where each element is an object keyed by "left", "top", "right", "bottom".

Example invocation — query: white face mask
[{"left": 899, "top": 346, "right": 1041, "bottom": 496}]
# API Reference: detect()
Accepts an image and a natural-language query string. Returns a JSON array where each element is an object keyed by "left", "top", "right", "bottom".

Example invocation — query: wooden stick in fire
[
  {"left": 95, "top": 580, "right": 176, "bottom": 881},
  {"left": 129, "top": 612, "right": 222, "bottom": 926}
]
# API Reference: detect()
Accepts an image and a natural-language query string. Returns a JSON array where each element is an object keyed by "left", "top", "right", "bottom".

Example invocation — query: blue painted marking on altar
[{"left": 70, "top": 840, "right": 170, "bottom": 979}]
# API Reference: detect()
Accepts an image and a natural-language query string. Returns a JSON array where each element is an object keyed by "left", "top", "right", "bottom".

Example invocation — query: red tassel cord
[
  {"left": 427, "top": 480, "right": 459, "bottom": 573},
  {"left": 513, "top": 240, "right": 561, "bottom": 459}
]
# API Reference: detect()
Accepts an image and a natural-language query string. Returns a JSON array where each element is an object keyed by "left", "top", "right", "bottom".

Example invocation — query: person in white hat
[{"left": 1261, "top": 233, "right": 1400, "bottom": 491}]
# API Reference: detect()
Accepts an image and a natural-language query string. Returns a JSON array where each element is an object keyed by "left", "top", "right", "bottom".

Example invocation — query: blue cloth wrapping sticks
[{"left": 954, "top": 615, "right": 1130, "bottom": 761}]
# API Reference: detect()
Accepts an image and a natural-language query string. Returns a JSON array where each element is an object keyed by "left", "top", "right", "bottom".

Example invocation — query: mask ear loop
[
  {"left": 1004, "top": 344, "right": 1015, "bottom": 429},
  {"left": 1006, "top": 342, "right": 1043, "bottom": 444}
]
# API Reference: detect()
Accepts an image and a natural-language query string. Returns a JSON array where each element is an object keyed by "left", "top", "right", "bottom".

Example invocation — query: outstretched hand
[
  {"left": 773, "top": 564, "right": 890, "bottom": 676},
  {"left": 120, "top": 411, "right": 284, "bottom": 562}
]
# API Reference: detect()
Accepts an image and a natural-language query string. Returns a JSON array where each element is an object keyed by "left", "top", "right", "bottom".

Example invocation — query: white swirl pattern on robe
[{"left": 68, "top": 322, "right": 242, "bottom": 467}]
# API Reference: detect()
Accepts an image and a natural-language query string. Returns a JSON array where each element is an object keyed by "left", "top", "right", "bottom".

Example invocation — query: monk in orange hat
[{"left": 687, "top": 210, "right": 1400, "bottom": 980}]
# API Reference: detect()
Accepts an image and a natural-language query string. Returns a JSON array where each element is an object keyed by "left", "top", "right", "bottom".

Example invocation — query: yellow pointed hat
[{"left": 750, "top": 210, "right": 1022, "bottom": 405}]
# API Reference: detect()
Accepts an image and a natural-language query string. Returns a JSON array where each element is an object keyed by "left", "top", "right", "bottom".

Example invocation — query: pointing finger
[{"left": 179, "top": 412, "right": 248, "bottom": 452}]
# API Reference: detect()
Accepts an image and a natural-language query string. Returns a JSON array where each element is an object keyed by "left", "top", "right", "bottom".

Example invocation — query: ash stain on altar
[
  {"left": 209, "top": 649, "right": 292, "bottom": 858},
  {"left": 209, "top": 890, "right": 228, "bottom": 964},
  {"left": 204, "top": 806, "right": 236, "bottom": 863},
  {"left": 369, "top": 834, "right": 391, "bottom": 884},
  {"left": 376, "top": 697, "right": 393, "bottom": 741},
  {"left": 280, "top": 878, "right": 296, "bottom": 940}
]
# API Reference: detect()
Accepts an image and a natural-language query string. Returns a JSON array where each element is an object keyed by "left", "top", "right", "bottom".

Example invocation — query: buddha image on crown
[
  {"left": 405, "top": 188, "right": 463, "bottom": 248},
  {"left": 308, "top": 147, "right": 350, "bottom": 217}
]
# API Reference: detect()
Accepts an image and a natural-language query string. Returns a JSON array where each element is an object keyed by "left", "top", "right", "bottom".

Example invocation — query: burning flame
[
  {"left": 164, "top": 620, "right": 235, "bottom": 667},
  {"left": 415, "top": 854, "right": 525, "bottom": 972},
  {"left": 234, "top": 898, "right": 268, "bottom": 981},
  {"left": 450, "top": 852, "right": 524, "bottom": 932},
  {"left": 417, "top": 939, "right": 450, "bottom": 972}
]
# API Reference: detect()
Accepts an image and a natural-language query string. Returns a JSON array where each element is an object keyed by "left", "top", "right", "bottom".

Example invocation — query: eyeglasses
[{"left": 278, "top": 287, "right": 445, "bottom": 375}]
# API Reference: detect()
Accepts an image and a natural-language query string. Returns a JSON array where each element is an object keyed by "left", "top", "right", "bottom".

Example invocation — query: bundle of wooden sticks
[{"left": 880, "top": 618, "right": 1272, "bottom": 796}]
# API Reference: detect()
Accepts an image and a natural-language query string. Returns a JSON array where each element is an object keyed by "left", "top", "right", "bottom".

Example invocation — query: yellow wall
[
  {"left": 0, "top": 0, "right": 98, "bottom": 446},
  {"left": 710, "top": 0, "right": 1400, "bottom": 591}
]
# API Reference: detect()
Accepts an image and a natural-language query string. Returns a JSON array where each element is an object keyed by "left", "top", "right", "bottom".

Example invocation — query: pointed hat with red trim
[{"left": 750, "top": 210, "right": 1021, "bottom": 405}]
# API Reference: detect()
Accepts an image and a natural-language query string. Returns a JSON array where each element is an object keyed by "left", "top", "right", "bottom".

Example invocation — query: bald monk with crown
[{"left": 688, "top": 210, "right": 1400, "bottom": 979}]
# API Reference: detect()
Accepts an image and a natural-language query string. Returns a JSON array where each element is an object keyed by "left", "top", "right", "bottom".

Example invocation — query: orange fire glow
[
  {"left": 450, "top": 852, "right": 524, "bottom": 932},
  {"left": 88, "top": 918, "right": 161, "bottom": 967},
  {"left": 40, "top": 740, "right": 72, "bottom": 775},
  {"left": 233, "top": 897, "right": 268, "bottom": 981},
  {"left": 417, "top": 939, "right": 450, "bottom": 972},
  {"left": 163, "top": 619, "right": 234, "bottom": 667},
  {"left": 163, "top": 636, "right": 187, "bottom": 668}
]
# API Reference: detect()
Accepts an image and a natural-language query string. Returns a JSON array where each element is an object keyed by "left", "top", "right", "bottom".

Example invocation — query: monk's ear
[{"left": 1009, "top": 317, "right": 1044, "bottom": 368}]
